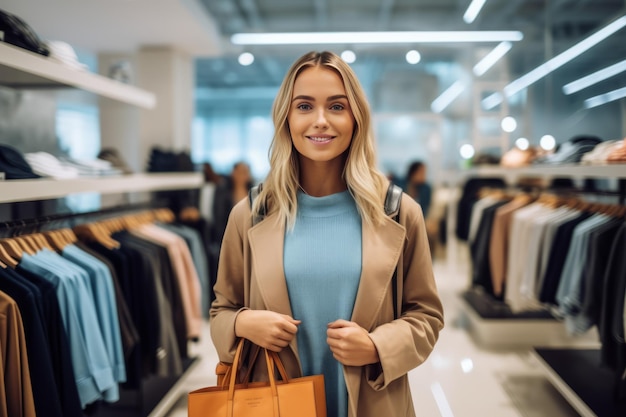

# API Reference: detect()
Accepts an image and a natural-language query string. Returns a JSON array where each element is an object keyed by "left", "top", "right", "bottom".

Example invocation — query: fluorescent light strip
[
  {"left": 481, "top": 92, "right": 503, "bottom": 110},
  {"left": 473, "top": 41, "right": 513, "bottom": 76},
  {"left": 563, "top": 59, "right": 626, "bottom": 94},
  {"left": 464, "top": 0, "right": 487, "bottom": 24},
  {"left": 231, "top": 31, "right": 523, "bottom": 45},
  {"left": 583, "top": 85, "right": 626, "bottom": 108},
  {"left": 431, "top": 81, "right": 465, "bottom": 113},
  {"left": 504, "top": 15, "right": 626, "bottom": 98}
]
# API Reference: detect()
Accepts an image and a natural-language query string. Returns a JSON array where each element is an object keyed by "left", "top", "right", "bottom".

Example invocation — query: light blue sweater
[{"left": 284, "top": 190, "right": 362, "bottom": 417}]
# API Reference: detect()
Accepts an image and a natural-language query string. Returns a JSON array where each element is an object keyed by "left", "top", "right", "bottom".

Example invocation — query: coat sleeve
[
  {"left": 209, "top": 198, "right": 251, "bottom": 363},
  {"left": 365, "top": 194, "right": 444, "bottom": 389}
]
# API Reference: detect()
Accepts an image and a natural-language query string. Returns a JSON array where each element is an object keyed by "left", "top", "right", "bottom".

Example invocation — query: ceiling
[
  {"left": 2, "top": 0, "right": 625, "bottom": 106},
  {"left": 0, "top": 0, "right": 222, "bottom": 56},
  {"left": 194, "top": 0, "right": 626, "bottom": 97}
]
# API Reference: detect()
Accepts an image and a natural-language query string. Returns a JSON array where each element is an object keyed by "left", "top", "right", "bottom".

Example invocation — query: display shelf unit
[
  {"left": 459, "top": 163, "right": 626, "bottom": 182},
  {"left": 449, "top": 163, "right": 626, "bottom": 415},
  {"left": 0, "top": 173, "right": 203, "bottom": 204},
  {"left": 0, "top": 42, "right": 155, "bottom": 108},
  {"left": 531, "top": 348, "right": 626, "bottom": 417},
  {"left": 458, "top": 289, "right": 569, "bottom": 349}
]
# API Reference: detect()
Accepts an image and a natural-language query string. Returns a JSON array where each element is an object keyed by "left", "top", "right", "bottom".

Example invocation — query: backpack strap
[
  {"left": 249, "top": 183, "right": 264, "bottom": 226},
  {"left": 385, "top": 183, "right": 403, "bottom": 320},
  {"left": 384, "top": 183, "right": 403, "bottom": 219}
]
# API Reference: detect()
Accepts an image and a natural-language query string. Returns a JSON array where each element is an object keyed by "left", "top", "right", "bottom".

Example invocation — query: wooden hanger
[
  {"left": 73, "top": 222, "right": 120, "bottom": 250},
  {"left": 13, "top": 236, "right": 37, "bottom": 256},
  {"left": 0, "top": 243, "right": 18, "bottom": 268},
  {"left": 61, "top": 228, "right": 78, "bottom": 244},
  {"left": 0, "top": 239, "right": 24, "bottom": 260},
  {"left": 43, "top": 230, "right": 69, "bottom": 252}
]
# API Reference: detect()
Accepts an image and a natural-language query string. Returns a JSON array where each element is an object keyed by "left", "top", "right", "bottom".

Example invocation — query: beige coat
[{"left": 210, "top": 190, "right": 444, "bottom": 417}]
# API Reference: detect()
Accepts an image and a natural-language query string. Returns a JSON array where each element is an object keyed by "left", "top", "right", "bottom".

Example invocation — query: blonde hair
[{"left": 253, "top": 51, "right": 388, "bottom": 228}]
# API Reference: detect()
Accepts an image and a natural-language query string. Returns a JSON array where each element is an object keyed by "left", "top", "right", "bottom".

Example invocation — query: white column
[
  {"left": 137, "top": 46, "right": 195, "bottom": 165},
  {"left": 98, "top": 53, "right": 142, "bottom": 172}
]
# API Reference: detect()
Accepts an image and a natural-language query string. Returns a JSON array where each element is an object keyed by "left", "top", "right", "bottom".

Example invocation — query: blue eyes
[{"left": 295, "top": 103, "right": 345, "bottom": 111}]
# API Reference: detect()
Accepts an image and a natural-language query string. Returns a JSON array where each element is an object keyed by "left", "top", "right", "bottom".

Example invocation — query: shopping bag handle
[{"left": 226, "top": 339, "right": 294, "bottom": 416}]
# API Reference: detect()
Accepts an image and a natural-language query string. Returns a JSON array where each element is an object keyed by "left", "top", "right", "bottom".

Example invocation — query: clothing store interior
[{"left": 1, "top": 0, "right": 625, "bottom": 416}]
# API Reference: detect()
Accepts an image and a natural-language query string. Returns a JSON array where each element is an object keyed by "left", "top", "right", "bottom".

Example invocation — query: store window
[
  {"left": 192, "top": 108, "right": 273, "bottom": 181},
  {"left": 56, "top": 104, "right": 101, "bottom": 211}
]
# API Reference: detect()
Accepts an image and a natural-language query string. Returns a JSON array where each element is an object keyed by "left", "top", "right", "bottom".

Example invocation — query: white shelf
[
  {"left": 461, "top": 164, "right": 626, "bottom": 180},
  {"left": 0, "top": 173, "right": 203, "bottom": 203},
  {"left": 458, "top": 163, "right": 626, "bottom": 182},
  {"left": 0, "top": 42, "right": 156, "bottom": 109}
]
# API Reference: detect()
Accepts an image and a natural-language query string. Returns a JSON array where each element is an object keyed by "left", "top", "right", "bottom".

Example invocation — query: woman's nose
[{"left": 314, "top": 109, "right": 328, "bottom": 128}]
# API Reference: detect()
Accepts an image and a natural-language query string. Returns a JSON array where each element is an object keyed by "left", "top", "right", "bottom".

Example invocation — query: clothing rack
[
  {"left": 0, "top": 204, "right": 208, "bottom": 417},
  {"left": 0, "top": 202, "right": 163, "bottom": 236},
  {"left": 451, "top": 164, "right": 626, "bottom": 416}
]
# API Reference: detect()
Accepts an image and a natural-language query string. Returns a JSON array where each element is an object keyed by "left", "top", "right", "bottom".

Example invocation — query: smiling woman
[
  {"left": 209, "top": 51, "right": 444, "bottom": 417},
  {"left": 288, "top": 65, "right": 355, "bottom": 191}
]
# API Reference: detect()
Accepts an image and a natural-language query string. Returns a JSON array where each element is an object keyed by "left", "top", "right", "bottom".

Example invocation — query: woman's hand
[
  {"left": 235, "top": 310, "right": 301, "bottom": 352},
  {"left": 327, "top": 320, "right": 380, "bottom": 366}
]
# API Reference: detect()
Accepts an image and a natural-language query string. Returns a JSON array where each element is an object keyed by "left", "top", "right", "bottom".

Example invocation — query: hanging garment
[
  {"left": 538, "top": 212, "right": 593, "bottom": 304},
  {"left": 556, "top": 214, "right": 614, "bottom": 331},
  {"left": 110, "top": 231, "right": 183, "bottom": 377},
  {"left": 0, "top": 268, "right": 64, "bottom": 417},
  {"left": 61, "top": 244, "right": 126, "bottom": 385},
  {"left": 572, "top": 218, "right": 624, "bottom": 335},
  {"left": 19, "top": 251, "right": 117, "bottom": 407},
  {"left": 131, "top": 223, "right": 203, "bottom": 340},
  {"left": 0, "top": 289, "right": 36, "bottom": 417},
  {"left": 489, "top": 195, "right": 533, "bottom": 297},
  {"left": 14, "top": 264, "right": 83, "bottom": 417}
]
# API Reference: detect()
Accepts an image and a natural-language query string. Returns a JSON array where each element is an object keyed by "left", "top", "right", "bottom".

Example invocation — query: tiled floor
[{"left": 161, "top": 252, "right": 597, "bottom": 417}]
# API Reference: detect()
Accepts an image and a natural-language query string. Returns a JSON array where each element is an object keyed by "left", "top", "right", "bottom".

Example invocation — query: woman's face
[{"left": 287, "top": 66, "right": 355, "bottom": 167}]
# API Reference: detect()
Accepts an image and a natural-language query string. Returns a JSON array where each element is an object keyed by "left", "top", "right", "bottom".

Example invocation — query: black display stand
[
  {"left": 533, "top": 348, "right": 626, "bottom": 417},
  {"left": 84, "top": 357, "right": 197, "bottom": 417}
]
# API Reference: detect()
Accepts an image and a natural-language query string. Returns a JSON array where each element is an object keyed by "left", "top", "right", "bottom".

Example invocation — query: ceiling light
[
  {"left": 341, "top": 50, "right": 356, "bottom": 63},
  {"left": 473, "top": 41, "right": 512, "bottom": 76},
  {"left": 563, "top": 59, "right": 626, "bottom": 95},
  {"left": 481, "top": 92, "right": 503, "bottom": 110},
  {"left": 540, "top": 135, "right": 556, "bottom": 151},
  {"left": 463, "top": 0, "right": 487, "bottom": 24},
  {"left": 583, "top": 85, "right": 626, "bottom": 109},
  {"left": 231, "top": 31, "right": 523, "bottom": 45},
  {"left": 504, "top": 15, "right": 626, "bottom": 98},
  {"left": 431, "top": 81, "right": 465, "bottom": 113},
  {"left": 406, "top": 50, "right": 421, "bottom": 64},
  {"left": 460, "top": 144, "right": 475, "bottom": 159},
  {"left": 501, "top": 116, "right": 517, "bottom": 132},
  {"left": 238, "top": 52, "right": 254, "bottom": 66},
  {"left": 515, "top": 137, "right": 529, "bottom": 150}
]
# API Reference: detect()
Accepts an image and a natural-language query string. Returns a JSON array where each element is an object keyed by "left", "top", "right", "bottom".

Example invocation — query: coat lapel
[
  {"left": 351, "top": 216, "right": 406, "bottom": 330},
  {"left": 345, "top": 215, "right": 406, "bottom": 415},
  {"left": 247, "top": 213, "right": 293, "bottom": 317}
]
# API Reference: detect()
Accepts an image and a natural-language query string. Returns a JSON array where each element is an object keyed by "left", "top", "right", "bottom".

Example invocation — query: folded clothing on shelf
[
  {"left": 0, "top": 8, "right": 49, "bottom": 56},
  {"left": 25, "top": 152, "right": 80, "bottom": 179},
  {"left": 606, "top": 138, "right": 626, "bottom": 163},
  {"left": 25, "top": 152, "right": 125, "bottom": 178},
  {"left": 533, "top": 135, "right": 603, "bottom": 165},
  {"left": 98, "top": 148, "right": 134, "bottom": 174},
  {"left": 580, "top": 140, "right": 622, "bottom": 164},
  {"left": 45, "top": 40, "right": 88, "bottom": 71},
  {"left": 58, "top": 156, "right": 123, "bottom": 176},
  {"left": 500, "top": 147, "right": 539, "bottom": 168},
  {"left": 0, "top": 144, "right": 41, "bottom": 179}
]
